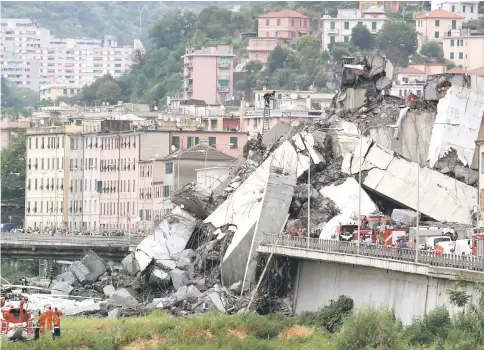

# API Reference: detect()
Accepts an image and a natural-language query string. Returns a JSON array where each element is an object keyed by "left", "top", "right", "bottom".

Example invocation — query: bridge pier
[{"left": 38, "top": 259, "right": 47, "bottom": 278}]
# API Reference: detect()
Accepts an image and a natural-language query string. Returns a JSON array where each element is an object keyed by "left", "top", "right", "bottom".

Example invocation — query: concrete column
[{"left": 38, "top": 259, "right": 46, "bottom": 278}]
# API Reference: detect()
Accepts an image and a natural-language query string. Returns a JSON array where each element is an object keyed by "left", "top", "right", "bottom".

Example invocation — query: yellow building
[
  {"left": 359, "top": 1, "right": 399, "bottom": 12},
  {"left": 39, "top": 85, "right": 81, "bottom": 101}
]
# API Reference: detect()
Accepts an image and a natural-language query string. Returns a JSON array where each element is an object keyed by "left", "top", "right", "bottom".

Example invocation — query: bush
[
  {"left": 298, "top": 295, "right": 354, "bottom": 333},
  {"left": 406, "top": 307, "right": 452, "bottom": 346},
  {"left": 335, "top": 305, "right": 404, "bottom": 350}
]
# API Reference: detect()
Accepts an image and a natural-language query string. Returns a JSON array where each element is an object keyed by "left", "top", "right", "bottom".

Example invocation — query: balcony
[
  {"left": 185, "top": 86, "right": 193, "bottom": 92},
  {"left": 184, "top": 60, "right": 193, "bottom": 67},
  {"left": 218, "top": 78, "right": 229, "bottom": 85},
  {"left": 218, "top": 86, "right": 230, "bottom": 92},
  {"left": 327, "top": 28, "right": 339, "bottom": 34}
]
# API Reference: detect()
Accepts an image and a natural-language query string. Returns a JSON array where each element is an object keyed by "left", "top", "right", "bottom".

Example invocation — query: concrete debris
[
  {"left": 107, "top": 288, "right": 139, "bottom": 308},
  {"left": 391, "top": 209, "right": 420, "bottom": 227},
  {"left": 121, "top": 253, "right": 140, "bottom": 276},
  {"left": 103, "top": 284, "right": 115, "bottom": 297},
  {"left": 176, "top": 285, "right": 202, "bottom": 303},
  {"left": 64, "top": 299, "right": 101, "bottom": 316},
  {"left": 454, "top": 165, "right": 478, "bottom": 186},
  {"left": 209, "top": 292, "right": 226, "bottom": 313},
  {"left": 55, "top": 271, "right": 76, "bottom": 285},
  {"left": 149, "top": 268, "right": 171, "bottom": 287},
  {"left": 50, "top": 281, "right": 74, "bottom": 296},
  {"left": 423, "top": 73, "right": 470, "bottom": 100},
  {"left": 107, "top": 308, "right": 121, "bottom": 319},
  {"left": 170, "top": 268, "right": 189, "bottom": 291},
  {"left": 69, "top": 250, "right": 109, "bottom": 285},
  {"left": 229, "top": 281, "right": 243, "bottom": 294},
  {"left": 427, "top": 86, "right": 484, "bottom": 168}
]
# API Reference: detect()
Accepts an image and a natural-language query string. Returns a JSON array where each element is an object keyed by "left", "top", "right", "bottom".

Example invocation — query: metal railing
[
  {"left": 261, "top": 234, "right": 484, "bottom": 272},
  {"left": 0, "top": 233, "right": 142, "bottom": 247}
]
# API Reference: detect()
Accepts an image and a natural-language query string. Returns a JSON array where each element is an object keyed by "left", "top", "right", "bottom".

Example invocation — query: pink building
[
  {"left": 168, "top": 130, "right": 248, "bottom": 158},
  {"left": 257, "top": 10, "right": 310, "bottom": 39},
  {"left": 247, "top": 38, "right": 289, "bottom": 63},
  {"left": 98, "top": 132, "right": 141, "bottom": 232},
  {"left": 182, "top": 45, "right": 235, "bottom": 105}
]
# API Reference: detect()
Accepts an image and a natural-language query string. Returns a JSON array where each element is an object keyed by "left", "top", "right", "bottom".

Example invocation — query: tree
[
  {"left": 96, "top": 79, "right": 121, "bottom": 104},
  {"left": 377, "top": 21, "right": 418, "bottom": 67},
  {"left": 267, "top": 45, "right": 290, "bottom": 73},
  {"left": 149, "top": 9, "right": 197, "bottom": 49},
  {"left": 1, "top": 134, "right": 26, "bottom": 204},
  {"left": 314, "top": 72, "right": 328, "bottom": 89},
  {"left": 351, "top": 24, "right": 375, "bottom": 50},
  {"left": 420, "top": 42, "right": 444, "bottom": 61},
  {"left": 245, "top": 60, "right": 263, "bottom": 73},
  {"left": 330, "top": 44, "right": 351, "bottom": 62},
  {"left": 296, "top": 35, "right": 322, "bottom": 65}
]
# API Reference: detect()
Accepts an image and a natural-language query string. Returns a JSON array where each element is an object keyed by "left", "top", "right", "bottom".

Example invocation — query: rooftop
[
  {"left": 415, "top": 9, "right": 463, "bottom": 19},
  {"left": 163, "top": 144, "right": 235, "bottom": 162},
  {"left": 446, "top": 67, "right": 467, "bottom": 74},
  {"left": 259, "top": 9, "right": 309, "bottom": 19},
  {"left": 468, "top": 66, "right": 484, "bottom": 77},
  {"left": 399, "top": 66, "right": 425, "bottom": 74}
]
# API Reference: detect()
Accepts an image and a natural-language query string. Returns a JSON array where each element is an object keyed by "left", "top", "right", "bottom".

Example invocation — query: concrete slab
[
  {"left": 427, "top": 86, "right": 484, "bottom": 168},
  {"left": 107, "top": 288, "right": 138, "bottom": 308},
  {"left": 222, "top": 170, "right": 297, "bottom": 287},
  {"left": 355, "top": 142, "right": 477, "bottom": 225},
  {"left": 319, "top": 177, "right": 378, "bottom": 218},
  {"left": 135, "top": 207, "right": 197, "bottom": 266}
]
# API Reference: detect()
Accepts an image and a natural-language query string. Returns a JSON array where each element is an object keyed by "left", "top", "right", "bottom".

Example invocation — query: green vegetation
[
  {"left": 1, "top": 78, "right": 39, "bottom": 117},
  {"left": 377, "top": 20, "right": 418, "bottom": 67},
  {"left": 4, "top": 285, "right": 484, "bottom": 350},
  {"left": 1, "top": 134, "right": 27, "bottom": 204},
  {"left": 0, "top": 261, "right": 39, "bottom": 282}
]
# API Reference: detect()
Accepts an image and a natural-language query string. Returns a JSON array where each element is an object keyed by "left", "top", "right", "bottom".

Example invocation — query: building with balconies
[
  {"left": 181, "top": 45, "right": 235, "bottom": 105},
  {"left": 39, "top": 84, "right": 81, "bottom": 101},
  {"left": 415, "top": 9, "right": 463, "bottom": 49},
  {"left": 321, "top": 7, "right": 387, "bottom": 50},
  {"left": 359, "top": 1, "right": 399, "bottom": 12},
  {"left": 432, "top": 0, "right": 481, "bottom": 21},
  {"left": 442, "top": 29, "right": 484, "bottom": 70},
  {"left": 247, "top": 37, "right": 289, "bottom": 63},
  {"left": 390, "top": 66, "right": 426, "bottom": 98},
  {"left": 138, "top": 158, "right": 164, "bottom": 231}
]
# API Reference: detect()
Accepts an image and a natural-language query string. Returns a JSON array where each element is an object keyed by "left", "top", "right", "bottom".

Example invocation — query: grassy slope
[{"left": 3, "top": 311, "right": 336, "bottom": 350}]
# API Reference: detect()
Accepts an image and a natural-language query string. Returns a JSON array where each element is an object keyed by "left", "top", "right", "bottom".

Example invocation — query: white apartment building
[
  {"left": 1, "top": 18, "right": 138, "bottom": 91},
  {"left": 432, "top": 0, "right": 481, "bottom": 21},
  {"left": 253, "top": 90, "right": 334, "bottom": 110},
  {"left": 138, "top": 159, "right": 164, "bottom": 231},
  {"left": 442, "top": 29, "right": 484, "bottom": 70},
  {"left": 390, "top": 66, "right": 426, "bottom": 98},
  {"left": 25, "top": 128, "right": 68, "bottom": 230},
  {"left": 321, "top": 7, "right": 387, "bottom": 50}
]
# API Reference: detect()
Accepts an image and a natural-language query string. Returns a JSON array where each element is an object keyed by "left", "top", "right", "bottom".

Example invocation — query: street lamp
[{"left": 414, "top": 122, "right": 459, "bottom": 263}]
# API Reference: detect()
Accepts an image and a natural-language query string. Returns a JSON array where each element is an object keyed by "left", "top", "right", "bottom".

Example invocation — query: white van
[{"left": 453, "top": 239, "right": 472, "bottom": 255}]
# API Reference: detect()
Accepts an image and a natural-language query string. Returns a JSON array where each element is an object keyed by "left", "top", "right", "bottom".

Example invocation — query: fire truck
[
  {"left": 472, "top": 234, "right": 484, "bottom": 256},
  {"left": 0, "top": 296, "right": 34, "bottom": 341},
  {"left": 337, "top": 215, "right": 408, "bottom": 245}
]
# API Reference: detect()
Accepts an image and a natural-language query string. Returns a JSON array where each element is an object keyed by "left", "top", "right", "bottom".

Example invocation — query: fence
[
  {"left": 0, "top": 233, "right": 142, "bottom": 247},
  {"left": 261, "top": 234, "right": 484, "bottom": 272}
]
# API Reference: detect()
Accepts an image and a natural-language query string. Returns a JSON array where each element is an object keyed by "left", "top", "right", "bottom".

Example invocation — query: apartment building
[
  {"left": 138, "top": 159, "right": 164, "bottom": 231},
  {"left": 321, "top": 8, "right": 387, "bottom": 50},
  {"left": 1, "top": 18, "right": 136, "bottom": 91},
  {"left": 257, "top": 10, "right": 310, "bottom": 39},
  {"left": 247, "top": 38, "right": 288, "bottom": 63},
  {"left": 390, "top": 66, "right": 426, "bottom": 97},
  {"left": 432, "top": 0, "right": 481, "bottom": 21},
  {"left": 25, "top": 127, "right": 69, "bottom": 230},
  {"left": 415, "top": 9, "right": 463, "bottom": 48},
  {"left": 359, "top": 1, "right": 399, "bottom": 12},
  {"left": 442, "top": 30, "right": 484, "bottom": 70},
  {"left": 182, "top": 45, "right": 235, "bottom": 105}
]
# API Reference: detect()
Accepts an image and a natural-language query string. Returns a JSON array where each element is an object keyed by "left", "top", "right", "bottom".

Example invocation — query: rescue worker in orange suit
[
  {"left": 54, "top": 307, "right": 63, "bottom": 317},
  {"left": 45, "top": 306, "right": 54, "bottom": 331},
  {"left": 52, "top": 312, "right": 61, "bottom": 339},
  {"left": 39, "top": 311, "right": 46, "bottom": 333}
]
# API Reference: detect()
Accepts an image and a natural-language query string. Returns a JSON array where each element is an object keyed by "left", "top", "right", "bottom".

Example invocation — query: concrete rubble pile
[{"left": 41, "top": 55, "right": 484, "bottom": 319}]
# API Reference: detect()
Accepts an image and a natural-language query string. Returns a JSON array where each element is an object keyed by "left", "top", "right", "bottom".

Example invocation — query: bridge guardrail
[
  {"left": 0, "top": 233, "right": 143, "bottom": 246},
  {"left": 261, "top": 234, "right": 484, "bottom": 272}
]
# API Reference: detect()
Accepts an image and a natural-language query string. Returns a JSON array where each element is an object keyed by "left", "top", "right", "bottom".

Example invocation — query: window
[
  {"left": 451, "top": 39, "right": 454, "bottom": 47},
  {"left": 435, "top": 20, "right": 440, "bottom": 27},
  {"left": 371, "top": 22, "right": 377, "bottom": 31},
  {"left": 163, "top": 185, "right": 170, "bottom": 197},
  {"left": 165, "top": 162, "right": 173, "bottom": 175},
  {"left": 471, "top": 6, "right": 473, "bottom": 13},
  {"left": 481, "top": 153, "right": 484, "bottom": 174},
  {"left": 344, "top": 22, "right": 349, "bottom": 30},
  {"left": 434, "top": 31, "right": 439, "bottom": 39},
  {"left": 209, "top": 137, "right": 216, "bottom": 147},
  {"left": 171, "top": 136, "right": 180, "bottom": 150},
  {"left": 450, "top": 52, "right": 454, "bottom": 59},
  {"left": 291, "top": 19, "right": 294, "bottom": 26},
  {"left": 41, "top": 158, "right": 44, "bottom": 169},
  {"left": 463, "top": 5, "right": 466, "bottom": 12},
  {"left": 229, "top": 137, "right": 238, "bottom": 149},
  {"left": 329, "top": 35, "right": 335, "bottom": 43},
  {"left": 187, "top": 136, "right": 200, "bottom": 148},
  {"left": 452, "top": 5, "right": 455, "bottom": 12},
  {"left": 29, "top": 138, "right": 31, "bottom": 149},
  {"left": 277, "top": 19, "right": 280, "bottom": 26},
  {"left": 330, "top": 22, "right": 335, "bottom": 30},
  {"left": 35, "top": 137, "right": 38, "bottom": 149},
  {"left": 97, "top": 181, "right": 102, "bottom": 193},
  {"left": 265, "top": 19, "right": 269, "bottom": 26},
  {"left": 452, "top": 20, "right": 456, "bottom": 30},
  {"left": 459, "top": 52, "right": 463, "bottom": 59},
  {"left": 344, "top": 36, "right": 349, "bottom": 43}
]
